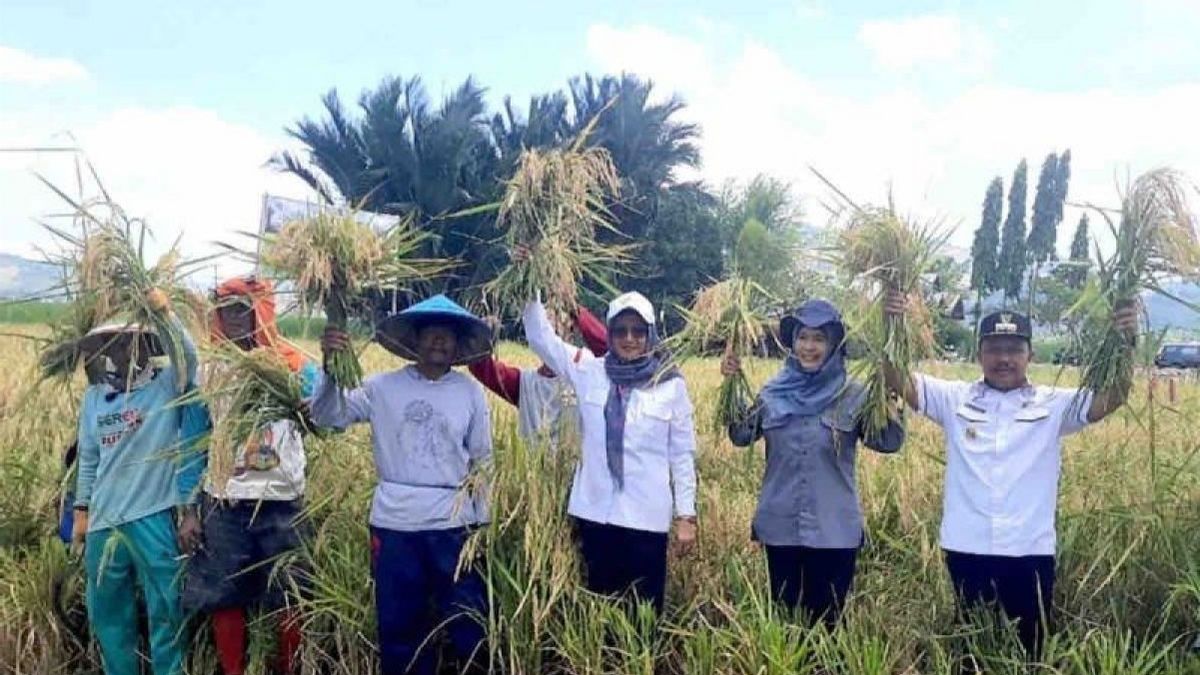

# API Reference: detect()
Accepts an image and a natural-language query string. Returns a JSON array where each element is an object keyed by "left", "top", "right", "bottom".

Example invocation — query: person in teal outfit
[{"left": 72, "top": 288, "right": 203, "bottom": 675}]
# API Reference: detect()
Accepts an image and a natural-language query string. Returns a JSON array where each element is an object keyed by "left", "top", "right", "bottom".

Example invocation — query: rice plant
[
  {"left": 1072, "top": 168, "right": 1200, "bottom": 408},
  {"left": 258, "top": 210, "right": 453, "bottom": 389},
  {"left": 193, "top": 345, "right": 322, "bottom": 488},
  {"left": 666, "top": 276, "right": 776, "bottom": 433},
  {"left": 26, "top": 165, "right": 208, "bottom": 387},
  {"left": 485, "top": 125, "right": 632, "bottom": 332},
  {"left": 814, "top": 170, "right": 950, "bottom": 440}
]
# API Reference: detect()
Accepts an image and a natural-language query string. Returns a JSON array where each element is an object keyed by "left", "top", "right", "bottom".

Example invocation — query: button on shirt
[
  {"left": 523, "top": 301, "right": 698, "bottom": 534},
  {"left": 729, "top": 382, "right": 904, "bottom": 548},
  {"left": 915, "top": 374, "right": 1094, "bottom": 556},
  {"left": 311, "top": 366, "right": 492, "bottom": 532}
]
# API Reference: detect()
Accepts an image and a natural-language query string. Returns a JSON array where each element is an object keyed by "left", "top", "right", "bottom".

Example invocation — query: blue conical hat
[{"left": 375, "top": 294, "right": 493, "bottom": 366}]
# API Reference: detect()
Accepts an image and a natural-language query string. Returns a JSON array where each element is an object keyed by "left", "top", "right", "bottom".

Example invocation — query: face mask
[{"left": 103, "top": 354, "right": 148, "bottom": 390}]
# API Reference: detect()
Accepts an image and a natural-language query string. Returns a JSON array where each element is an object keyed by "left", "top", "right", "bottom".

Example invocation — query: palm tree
[{"left": 273, "top": 75, "right": 500, "bottom": 293}]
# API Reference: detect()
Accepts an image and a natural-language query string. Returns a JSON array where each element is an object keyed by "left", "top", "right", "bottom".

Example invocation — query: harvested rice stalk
[
  {"left": 666, "top": 276, "right": 775, "bottom": 434},
  {"left": 197, "top": 345, "right": 320, "bottom": 487},
  {"left": 34, "top": 167, "right": 204, "bottom": 387},
  {"left": 1072, "top": 168, "right": 1200, "bottom": 407},
  {"left": 486, "top": 139, "right": 632, "bottom": 332},
  {"left": 259, "top": 210, "right": 452, "bottom": 389},
  {"left": 815, "top": 170, "right": 949, "bottom": 440}
]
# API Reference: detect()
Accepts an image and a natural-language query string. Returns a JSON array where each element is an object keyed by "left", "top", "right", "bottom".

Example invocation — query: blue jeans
[{"left": 370, "top": 526, "right": 487, "bottom": 675}]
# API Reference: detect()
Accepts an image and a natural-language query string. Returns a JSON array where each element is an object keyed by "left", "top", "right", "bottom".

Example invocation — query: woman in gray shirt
[{"left": 722, "top": 299, "right": 904, "bottom": 626}]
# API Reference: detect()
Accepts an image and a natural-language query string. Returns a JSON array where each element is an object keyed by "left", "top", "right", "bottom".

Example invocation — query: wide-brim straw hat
[
  {"left": 79, "top": 322, "right": 165, "bottom": 357},
  {"left": 375, "top": 294, "right": 492, "bottom": 366}
]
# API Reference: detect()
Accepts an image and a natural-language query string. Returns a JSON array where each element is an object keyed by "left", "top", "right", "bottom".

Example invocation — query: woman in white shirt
[{"left": 522, "top": 292, "right": 698, "bottom": 613}]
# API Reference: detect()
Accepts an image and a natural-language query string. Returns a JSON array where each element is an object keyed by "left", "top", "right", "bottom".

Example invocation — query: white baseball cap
[{"left": 606, "top": 291, "right": 656, "bottom": 325}]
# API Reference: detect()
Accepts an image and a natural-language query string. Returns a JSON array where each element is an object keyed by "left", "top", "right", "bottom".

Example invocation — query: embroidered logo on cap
[{"left": 995, "top": 313, "right": 1018, "bottom": 333}]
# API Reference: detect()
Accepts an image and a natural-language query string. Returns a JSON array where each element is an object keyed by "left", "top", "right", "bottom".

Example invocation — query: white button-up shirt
[
  {"left": 915, "top": 373, "right": 1094, "bottom": 556},
  {"left": 523, "top": 301, "right": 698, "bottom": 533}
]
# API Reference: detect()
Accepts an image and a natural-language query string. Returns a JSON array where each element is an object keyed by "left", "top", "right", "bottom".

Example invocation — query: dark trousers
[
  {"left": 575, "top": 518, "right": 669, "bottom": 613},
  {"left": 370, "top": 527, "right": 487, "bottom": 675},
  {"left": 945, "top": 550, "right": 1056, "bottom": 658},
  {"left": 764, "top": 545, "right": 858, "bottom": 627}
]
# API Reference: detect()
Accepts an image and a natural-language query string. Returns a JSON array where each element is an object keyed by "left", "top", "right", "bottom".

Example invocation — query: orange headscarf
[{"left": 211, "top": 276, "right": 308, "bottom": 373}]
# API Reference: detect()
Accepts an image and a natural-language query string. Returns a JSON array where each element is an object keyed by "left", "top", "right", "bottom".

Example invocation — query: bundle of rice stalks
[
  {"left": 818, "top": 172, "right": 949, "bottom": 439},
  {"left": 485, "top": 135, "right": 632, "bottom": 331},
  {"left": 258, "top": 210, "right": 452, "bottom": 389},
  {"left": 198, "top": 345, "right": 320, "bottom": 487},
  {"left": 666, "top": 276, "right": 775, "bottom": 434},
  {"left": 33, "top": 167, "right": 203, "bottom": 386},
  {"left": 1072, "top": 168, "right": 1200, "bottom": 401}
]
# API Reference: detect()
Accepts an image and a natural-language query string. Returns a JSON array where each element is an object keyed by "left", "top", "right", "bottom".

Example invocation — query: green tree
[
  {"left": 970, "top": 177, "right": 1003, "bottom": 296},
  {"left": 734, "top": 217, "right": 793, "bottom": 298},
  {"left": 272, "top": 75, "right": 501, "bottom": 294},
  {"left": 1063, "top": 212, "right": 1091, "bottom": 290},
  {"left": 998, "top": 159, "right": 1029, "bottom": 303},
  {"left": 627, "top": 183, "right": 724, "bottom": 332},
  {"left": 1027, "top": 153, "right": 1060, "bottom": 264}
]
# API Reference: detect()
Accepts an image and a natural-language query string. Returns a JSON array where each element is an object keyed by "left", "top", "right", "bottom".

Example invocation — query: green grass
[
  {"left": 0, "top": 301, "right": 68, "bottom": 325},
  {"left": 2, "top": 336, "right": 1200, "bottom": 673}
]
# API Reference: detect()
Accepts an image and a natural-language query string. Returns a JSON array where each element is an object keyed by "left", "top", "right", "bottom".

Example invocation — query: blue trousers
[
  {"left": 764, "top": 545, "right": 858, "bottom": 627},
  {"left": 85, "top": 510, "right": 184, "bottom": 675},
  {"left": 370, "top": 526, "right": 487, "bottom": 675},
  {"left": 945, "top": 550, "right": 1056, "bottom": 658},
  {"left": 575, "top": 518, "right": 669, "bottom": 614}
]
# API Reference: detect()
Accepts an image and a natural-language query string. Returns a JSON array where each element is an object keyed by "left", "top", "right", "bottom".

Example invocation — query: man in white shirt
[{"left": 883, "top": 292, "right": 1137, "bottom": 658}]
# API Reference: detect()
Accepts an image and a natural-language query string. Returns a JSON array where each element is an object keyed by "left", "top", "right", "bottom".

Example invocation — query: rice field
[{"left": 2, "top": 327, "right": 1200, "bottom": 674}]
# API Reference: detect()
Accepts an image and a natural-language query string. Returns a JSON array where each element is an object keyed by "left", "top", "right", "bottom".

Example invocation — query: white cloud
[
  {"left": 0, "top": 106, "right": 309, "bottom": 281},
  {"left": 857, "top": 15, "right": 993, "bottom": 74},
  {"left": 0, "top": 45, "right": 89, "bottom": 84},
  {"left": 585, "top": 23, "right": 1200, "bottom": 255}
]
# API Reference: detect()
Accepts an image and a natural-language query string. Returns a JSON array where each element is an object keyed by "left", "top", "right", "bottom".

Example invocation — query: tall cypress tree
[
  {"left": 1028, "top": 153, "right": 1060, "bottom": 264},
  {"left": 1066, "top": 212, "right": 1090, "bottom": 289},
  {"left": 1053, "top": 149, "right": 1072, "bottom": 237},
  {"left": 998, "top": 159, "right": 1029, "bottom": 302},
  {"left": 970, "top": 177, "right": 1003, "bottom": 294}
]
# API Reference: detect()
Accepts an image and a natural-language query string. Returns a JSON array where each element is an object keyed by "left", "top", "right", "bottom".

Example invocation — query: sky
[{"left": 3, "top": 0, "right": 1200, "bottom": 279}]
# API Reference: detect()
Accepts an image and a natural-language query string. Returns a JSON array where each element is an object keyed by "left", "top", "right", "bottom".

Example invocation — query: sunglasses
[{"left": 612, "top": 325, "right": 649, "bottom": 339}]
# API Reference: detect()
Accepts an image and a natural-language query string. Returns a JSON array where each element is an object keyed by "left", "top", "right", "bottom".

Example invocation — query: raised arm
[
  {"left": 573, "top": 305, "right": 609, "bottom": 356},
  {"left": 720, "top": 353, "right": 764, "bottom": 447},
  {"left": 310, "top": 372, "right": 371, "bottom": 430},
  {"left": 468, "top": 356, "right": 522, "bottom": 407},
  {"left": 310, "top": 328, "right": 371, "bottom": 429},
  {"left": 1086, "top": 302, "right": 1140, "bottom": 423},
  {"left": 522, "top": 300, "right": 594, "bottom": 386},
  {"left": 146, "top": 287, "right": 199, "bottom": 392},
  {"left": 882, "top": 290, "right": 919, "bottom": 409}
]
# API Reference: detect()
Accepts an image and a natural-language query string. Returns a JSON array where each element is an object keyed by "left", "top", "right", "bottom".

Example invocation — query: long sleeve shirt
[
  {"left": 728, "top": 382, "right": 903, "bottom": 548},
  {"left": 522, "top": 300, "right": 696, "bottom": 533},
  {"left": 75, "top": 313, "right": 200, "bottom": 532},
  {"left": 469, "top": 305, "right": 609, "bottom": 406},
  {"left": 310, "top": 365, "right": 492, "bottom": 532}
]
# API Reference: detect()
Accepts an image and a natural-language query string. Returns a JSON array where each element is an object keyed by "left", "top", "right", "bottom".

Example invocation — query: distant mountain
[
  {"left": 0, "top": 254, "right": 61, "bottom": 300},
  {"left": 1144, "top": 282, "right": 1200, "bottom": 332}
]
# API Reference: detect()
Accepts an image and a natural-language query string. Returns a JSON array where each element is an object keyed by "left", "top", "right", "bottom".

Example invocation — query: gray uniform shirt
[{"left": 728, "top": 382, "right": 904, "bottom": 548}]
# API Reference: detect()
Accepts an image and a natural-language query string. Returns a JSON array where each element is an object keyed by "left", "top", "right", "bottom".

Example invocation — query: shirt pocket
[
  {"left": 1013, "top": 406, "right": 1050, "bottom": 423},
  {"left": 954, "top": 403, "right": 992, "bottom": 450},
  {"left": 819, "top": 409, "right": 857, "bottom": 454}
]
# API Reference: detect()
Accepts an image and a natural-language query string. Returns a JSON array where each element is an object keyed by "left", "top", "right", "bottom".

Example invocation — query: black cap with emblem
[{"left": 978, "top": 310, "right": 1032, "bottom": 342}]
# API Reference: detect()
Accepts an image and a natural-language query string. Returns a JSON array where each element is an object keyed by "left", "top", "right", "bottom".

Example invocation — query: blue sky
[{"left": 3, "top": 0, "right": 1200, "bottom": 276}]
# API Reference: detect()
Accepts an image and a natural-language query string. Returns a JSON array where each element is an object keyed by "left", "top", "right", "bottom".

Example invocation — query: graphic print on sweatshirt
[
  {"left": 97, "top": 407, "right": 147, "bottom": 449},
  {"left": 399, "top": 399, "right": 462, "bottom": 484}
]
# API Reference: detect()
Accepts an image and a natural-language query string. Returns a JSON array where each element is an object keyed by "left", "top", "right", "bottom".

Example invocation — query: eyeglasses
[{"left": 612, "top": 326, "right": 649, "bottom": 339}]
